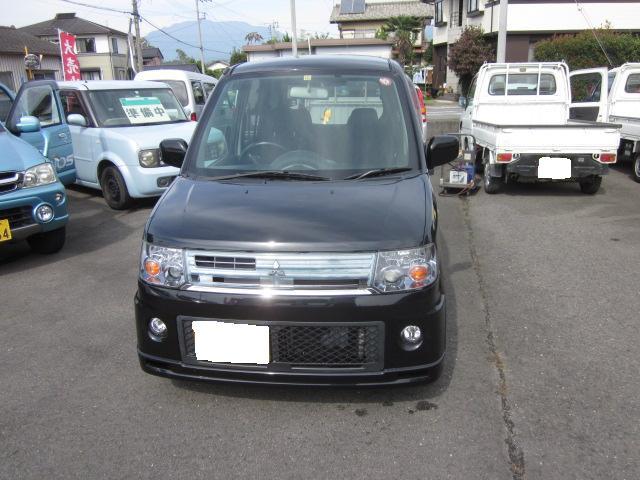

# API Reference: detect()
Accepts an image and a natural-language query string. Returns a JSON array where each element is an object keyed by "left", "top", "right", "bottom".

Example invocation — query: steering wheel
[{"left": 240, "top": 141, "right": 287, "bottom": 165}]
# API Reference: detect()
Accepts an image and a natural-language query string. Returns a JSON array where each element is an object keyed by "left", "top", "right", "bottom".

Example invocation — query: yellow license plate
[{"left": 0, "top": 219, "right": 12, "bottom": 242}]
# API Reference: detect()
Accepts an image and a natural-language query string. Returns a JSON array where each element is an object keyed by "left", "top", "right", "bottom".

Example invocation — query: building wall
[
  {"left": 247, "top": 44, "right": 393, "bottom": 62},
  {"left": 0, "top": 54, "right": 62, "bottom": 90}
]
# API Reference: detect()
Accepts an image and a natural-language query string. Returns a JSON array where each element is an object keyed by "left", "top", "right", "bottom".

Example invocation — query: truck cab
[
  {"left": 570, "top": 63, "right": 640, "bottom": 182},
  {"left": 5, "top": 80, "right": 76, "bottom": 186}
]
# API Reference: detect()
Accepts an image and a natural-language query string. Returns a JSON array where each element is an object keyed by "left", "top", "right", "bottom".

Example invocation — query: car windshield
[
  {"left": 87, "top": 88, "right": 187, "bottom": 127},
  {"left": 187, "top": 73, "right": 417, "bottom": 180},
  {"left": 161, "top": 80, "right": 189, "bottom": 107}
]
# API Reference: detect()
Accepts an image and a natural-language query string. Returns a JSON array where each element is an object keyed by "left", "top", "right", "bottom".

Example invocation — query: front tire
[
  {"left": 579, "top": 175, "right": 602, "bottom": 194},
  {"left": 27, "top": 226, "right": 66, "bottom": 254},
  {"left": 633, "top": 153, "right": 640, "bottom": 183},
  {"left": 483, "top": 153, "right": 501, "bottom": 194},
  {"left": 100, "top": 166, "right": 132, "bottom": 210}
]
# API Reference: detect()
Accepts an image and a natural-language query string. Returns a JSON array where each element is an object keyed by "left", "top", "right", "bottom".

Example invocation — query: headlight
[
  {"left": 139, "top": 241, "right": 186, "bottom": 288},
  {"left": 22, "top": 163, "right": 57, "bottom": 188},
  {"left": 373, "top": 244, "right": 437, "bottom": 292},
  {"left": 138, "top": 149, "right": 161, "bottom": 168}
]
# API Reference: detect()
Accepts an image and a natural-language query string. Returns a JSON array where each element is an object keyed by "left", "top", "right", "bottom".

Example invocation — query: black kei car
[{"left": 135, "top": 56, "right": 459, "bottom": 386}]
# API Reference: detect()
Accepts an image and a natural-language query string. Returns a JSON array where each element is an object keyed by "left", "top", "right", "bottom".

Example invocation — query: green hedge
[{"left": 534, "top": 29, "right": 640, "bottom": 69}]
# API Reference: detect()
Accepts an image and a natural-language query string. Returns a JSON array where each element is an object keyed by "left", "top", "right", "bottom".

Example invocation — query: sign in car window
[{"left": 119, "top": 97, "right": 171, "bottom": 124}]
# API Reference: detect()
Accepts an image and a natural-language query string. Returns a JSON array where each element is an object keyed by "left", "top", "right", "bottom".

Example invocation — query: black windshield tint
[{"left": 187, "top": 73, "right": 417, "bottom": 180}]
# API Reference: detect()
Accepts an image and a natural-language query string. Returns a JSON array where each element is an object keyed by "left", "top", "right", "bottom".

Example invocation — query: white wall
[{"left": 315, "top": 45, "right": 392, "bottom": 58}]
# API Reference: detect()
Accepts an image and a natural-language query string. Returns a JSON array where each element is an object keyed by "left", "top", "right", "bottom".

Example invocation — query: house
[
  {"left": 142, "top": 47, "right": 164, "bottom": 67},
  {"left": 432, "top": 0, "right": 640, "bottom": 92},
  {"left": 244, "top": 38, "right": 396, "bottom": 62},
  {"left": 330, "top": 0, "right": 433, "bottom": 58},
  {"left": 207, "top": 60, "right": 230, "bottom": 71},
  {"left": 0, "top": 26, "right": 63, "bottom": 90},
  {"left": 19, "top": 13, "right": 133, "bottom": 80}
]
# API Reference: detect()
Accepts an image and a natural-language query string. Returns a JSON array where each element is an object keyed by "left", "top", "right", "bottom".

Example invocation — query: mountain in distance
[{"left": 145, "top": 20, "right": 272, "bottom": 62}]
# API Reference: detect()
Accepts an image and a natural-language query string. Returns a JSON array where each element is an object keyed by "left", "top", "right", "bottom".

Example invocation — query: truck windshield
[
  {"left": 188, "top": 73, "right": 417, "bottom": 180},
  {"left": 87, "top": 88, "right": 187, "bottom": 127}
]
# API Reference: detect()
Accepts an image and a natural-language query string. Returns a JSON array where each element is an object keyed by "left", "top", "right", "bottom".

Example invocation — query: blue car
[{"left": 0, "top": 119, "right": 68, "bottom": 253}]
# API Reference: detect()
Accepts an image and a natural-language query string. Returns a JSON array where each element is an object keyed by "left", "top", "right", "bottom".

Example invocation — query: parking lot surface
[{"left": 1, "top": 165, "right": 639, "bottom": 479}]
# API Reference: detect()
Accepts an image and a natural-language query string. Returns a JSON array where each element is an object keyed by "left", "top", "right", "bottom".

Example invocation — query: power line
[
  {"left": 574, "top": 0, "right": 613, "bottom": 67},
  {"left": 57, "top": 0, "right": 131, "bottom": 14}
]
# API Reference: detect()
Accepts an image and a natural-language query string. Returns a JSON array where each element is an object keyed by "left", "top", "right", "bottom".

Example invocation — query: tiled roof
[
  {"left": 142, "top": 47, "right": 163, "bottom": 59},
  {"left": 0, "top": 26, "right": 60, "bottom": 55},
  {"left": 330, "top": 1, "right": 433, "bottom": 23},
  {"left": 19, "top": 13, "right": 128, "bottom": 37}
]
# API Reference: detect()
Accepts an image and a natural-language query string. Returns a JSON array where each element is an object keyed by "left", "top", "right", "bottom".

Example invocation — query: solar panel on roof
[
  {"left": 340, "top": 0, "right": 353, "bottom": 14},
  {"left": 352, "top": 0, "right": 365, "bottom": 14}
]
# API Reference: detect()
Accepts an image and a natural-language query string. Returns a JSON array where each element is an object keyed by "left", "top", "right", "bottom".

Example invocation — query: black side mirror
[
  {"left": 160, "top": 139, "right": 188, "bottom": 168},
  {"left": 426, "top": 135, "right": 460, "bottom": 169}
]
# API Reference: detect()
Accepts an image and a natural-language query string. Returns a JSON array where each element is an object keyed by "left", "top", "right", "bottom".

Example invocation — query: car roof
[
  {"left": 231, "top": 55, "right": 394, "bottom": 75},
  {"left": 135, "top": 69, "right": 218, "bottom": 83},
  {"left": 57, "top": 80, "right": 171, "bottom": 90}
]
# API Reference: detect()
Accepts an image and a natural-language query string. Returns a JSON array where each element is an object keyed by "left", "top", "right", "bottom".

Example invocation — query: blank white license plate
[
  {"left": 192, "top": 321, "right": 270, "bottom": 364},
  {"left": 449, "top": 170, "right": 468, "bottom": 184},
  {"left": 538, "top": 157, "right": 572, "bottom": 179}
]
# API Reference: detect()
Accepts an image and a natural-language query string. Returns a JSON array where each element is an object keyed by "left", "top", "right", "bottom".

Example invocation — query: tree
[
  {"left": 382, "top": 16, "right": 423, "bottom": 67},
  {"left": 230, "top": 48, "right": 247, "bottom": 65},
  {"left": 244, "top": 32, "right": 264, "bottom": 44},
  {"left": 534, "top": 28, "right": 640, "bottom": 70},
  {"left": 448, "top": 26, "right": 494, "bottom": 96},
  {"left": 281, "top": 32, "right": 292, "bottom": 43},
  {"left": 171, "top": 49, "right": 202, "bottom": 72}
]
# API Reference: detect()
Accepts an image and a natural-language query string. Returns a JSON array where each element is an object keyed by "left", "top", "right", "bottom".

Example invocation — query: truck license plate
[
  {"left": 538, "top": 157, "right": 572, "bottom": 180},
  {"left": 449, "top": 170, "right": 468, "bottom": 184},
  {"left": 192, "top": 321, "right": 270, "bottom": 364},
  {"left": 0, "top": 219, "right": 11, "bottom": 242}
]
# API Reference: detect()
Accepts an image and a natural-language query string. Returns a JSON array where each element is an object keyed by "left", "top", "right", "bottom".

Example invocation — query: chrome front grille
[
  {"left": 0, "top": 171, "right": 21, "bottom": 194},
  {"left": 185, "top": 250, "right": 376, "bottom": 295}
]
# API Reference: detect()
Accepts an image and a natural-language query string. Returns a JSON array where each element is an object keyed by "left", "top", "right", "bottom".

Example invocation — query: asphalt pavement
[{"left": 1, "top": 150, "right": 639, "bottom": 479}]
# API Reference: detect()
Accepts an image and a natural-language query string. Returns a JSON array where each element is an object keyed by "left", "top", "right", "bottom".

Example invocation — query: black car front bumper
[{"left": 135, "top": 281, "right": 446, "bottom": 386}]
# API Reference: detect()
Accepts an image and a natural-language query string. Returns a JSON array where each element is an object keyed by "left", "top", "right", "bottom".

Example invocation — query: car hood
[
  {"left": 147, "top": 175, "right": 432, "bottom": 252},
  {"left": 108, "top": 121, "right": 196, "bottom": 148},
  {"left": 0, "top": 131, "right": 47, "bottom": 172}
]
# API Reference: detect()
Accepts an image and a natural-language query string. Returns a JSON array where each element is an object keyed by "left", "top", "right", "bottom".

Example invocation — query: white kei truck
[
  {"left": 569, "top": 63, "right": 640, "bottom": 182},
  {"left": 460, "top": 62, "right": 621, "bottom": 194}
]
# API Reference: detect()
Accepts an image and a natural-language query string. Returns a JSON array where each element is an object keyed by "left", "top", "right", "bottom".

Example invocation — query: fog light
[
  {"left": 401, "top": 325, "right": 422, "bottom": 344},
  {"left": 149, "top": 317, "right": 167, "bottom": 340},
  {"left": 55, "top": 192, "right": 64, "bottom": 204},
  {"left": 35, "top": 204, "right": 54, "bottom": 223}
]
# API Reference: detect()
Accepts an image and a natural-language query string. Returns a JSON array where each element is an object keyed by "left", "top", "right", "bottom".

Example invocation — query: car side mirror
[
  {"left": 426, "top": 135, "right": 460, "bottom": 169},
  {"left": 160, "top": 138, "right": 188, "bottom": 168},
  {"left": 16, "top": 116, "right": 41, "bottom": 133},
  {"left": 67, "top": 113, "right": 87, "bottom": 127},
  {"left": 459, "top": 96, "right": 467, "bottom": 108}
]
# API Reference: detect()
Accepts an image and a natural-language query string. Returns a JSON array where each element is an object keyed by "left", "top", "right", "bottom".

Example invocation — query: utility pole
[
  {"left": 496, "top": 0, "right": 508, "bottom": 62},
  {"left": 290, "top": 0, "right": 298, "bottom": 57},
  {"left": 131, "top": 0, "right": 143, "bottom": 73},
  {"left": 195, "top": 0, "right": 208, "bottom": 73}
]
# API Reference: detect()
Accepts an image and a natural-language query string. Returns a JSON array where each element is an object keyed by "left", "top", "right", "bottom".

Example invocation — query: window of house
[
  {"left": 0, "top": 71, "right": 15, "bottom": 91},
  {"left": 435, "top": 0, "right": 444, "bottom": 24},
  {"left": 77, "top": 37, "right": 96, "bottom": 53},
  {"left": 342, "top": 30, "right": 355, "bottom": 39},
  {"left": 489, "top": 73, "right": 557, "bottom": 96},
  {"left": 467, "top": 0, "right": 480, "bottom": 12},
  {"left": 111, "top": 37, "right": 119, "bottom": 54},
  {"left": 81, "top": 70, "right": 101, "bottom": 80},
  {"left": 625, "top": 74, "right": 640, "bottom": 94}
]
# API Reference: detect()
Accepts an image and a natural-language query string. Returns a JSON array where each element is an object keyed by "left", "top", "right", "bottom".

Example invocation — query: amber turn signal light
[
  {"left": 144, "top": 258, "right": 161, "bottom": 277},
  {"left": 409, "top": 265, "right": 429, "bottom": 282}
]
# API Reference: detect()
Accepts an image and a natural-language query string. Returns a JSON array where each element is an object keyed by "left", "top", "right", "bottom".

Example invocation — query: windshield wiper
[
  {"left": 343, "top": 167, "right": 413, "bottom": 180},
  {"left": 210, "top": 170, "right": 331, "bottom": 181}
]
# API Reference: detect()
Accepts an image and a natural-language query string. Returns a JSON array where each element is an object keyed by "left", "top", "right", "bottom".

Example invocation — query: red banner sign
[{"left": 58, "top": 31, "right": 81, "bottom": 81}]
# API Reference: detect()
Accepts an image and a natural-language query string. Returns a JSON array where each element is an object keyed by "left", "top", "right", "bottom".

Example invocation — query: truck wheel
[
  {"left": 27, "top": 226, "right": 66, "bottom": 254},
  {"left": 483, "top": 157, "right": 501, "bottom": 194},
  {"left": 100, "top": 166, "right": 133, "bottom": 210},
  {"left": 633, "top": 153, "right": 640, "bottom": 183},
  {"left": 579, "top": 175, "right": 602, "bottom": 194}
]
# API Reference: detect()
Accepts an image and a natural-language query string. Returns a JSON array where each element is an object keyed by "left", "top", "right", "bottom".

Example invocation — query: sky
[{"left": 6, "top": 0, "right": 340, "bottom": 37}]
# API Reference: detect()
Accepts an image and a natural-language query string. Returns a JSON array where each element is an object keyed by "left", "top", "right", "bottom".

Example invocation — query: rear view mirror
[
  {"left": 160, "top": 138, "right": 188, "bottom": 168},
  {"left": 289, "top": 86, "right": 329, "bottom": 99},
  {"left": 426, "top": 135, "right": 460, "bottom": 169},
  {"left": 16, "top": 116, "right": 41, "bottom": 133},
  {"left": 67, "top": 113, "right": 87, "bottom": 127}
]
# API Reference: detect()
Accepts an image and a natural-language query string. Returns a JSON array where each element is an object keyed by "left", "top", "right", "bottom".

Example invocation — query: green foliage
[
  {"left": 375, "top": 28, "right": 389, "bottom": 41},
  {"left": 282, "top": 32, "right": 292, "bottom": 43},
  {"left": 230, "top": 48, "right": 247, "bottom": 65},
  {"left": 534, "top": 29, "right": 640, "bottom": 69},
  {"left": 382, "top": 15, "right": 423, "bottom": 66},
  {"left": 172, "top": 49, "right": 202, "bottom": 72},
  {"left": 244, "top": 32, "right": 264, "bottom": 44},
  {"left": 448, "top": 26, "right": 494, "bottom": 95}
]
